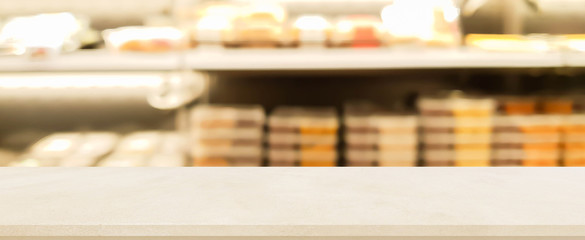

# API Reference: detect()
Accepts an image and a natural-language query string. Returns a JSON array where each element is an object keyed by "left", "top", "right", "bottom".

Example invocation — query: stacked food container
[
  {"left": 418, "top": 96, "right": 495, "bottom": 166},
  {"left": 344, "top": 102, "right": 418, "bottom": 166},
  {"left": 268, "top": 106, "right": 339, "bottom": 166},
  {"left": 563, "top": 115, "right": 585, "bottom": 166},
  {"left": 493, "top": 115, "right": 563, "bottom": 167},
  {"left": 492, "top": 98, "right": 534, "bottom": 166},
  {"left": 190, "top": 105, "right": 265, "bottom": 167}
]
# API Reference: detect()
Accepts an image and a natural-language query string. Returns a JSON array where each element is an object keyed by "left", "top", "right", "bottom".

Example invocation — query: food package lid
[
  {"left": 565, "top": 114, "right": 585, "bottom": 125},
  {"left": 493, "top": 115, "right": 565, "bottom": 127},
  {"left": 29, "top": 133, "right": 83, "bottom": 158},
  {"left": 372, "top": 114, "right": 418, "bottom": 128},
  {"left": 240, "top": 2, "right": 286, "bottom": 23},
  {"left": 191, "top": 104, "right": 265, "bottom": 123},
  {"left": 418, "top": 91, "right": 495, "bottom": 111},
  {"left": 102, "top": 26, "right": 184, "bottom": 49},
  {"left": 192, "top": 128, "right": 263, "bottom": 141},
  {"left": 269, "top": 106, "right": 338, "bottom": 127}
]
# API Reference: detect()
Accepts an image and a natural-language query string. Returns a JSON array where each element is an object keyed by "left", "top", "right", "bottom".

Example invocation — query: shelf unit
[{"left": 0, "top": 48, "right": 578, "bottom": 72}]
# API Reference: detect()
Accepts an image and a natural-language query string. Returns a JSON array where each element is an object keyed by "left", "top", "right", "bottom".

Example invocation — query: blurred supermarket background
[{"left": 2, "top": 0, "right": 585, "bottom": 167}]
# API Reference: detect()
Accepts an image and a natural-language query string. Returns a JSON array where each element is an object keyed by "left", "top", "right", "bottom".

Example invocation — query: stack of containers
[
  {"left": 563, "top": 96, "right": 584, "bottom": 166},
  {"left": 493, "top": 115, "right": 563, "bottom": 167},
  {"left": 376, "top": 113, "right": 418, "bottom": 166},
  {"left": 563, "top": 115, "right": 585, "bottom": 166},
  {"left": 344, "top": 102, "right": 418, "bottom": 166},
  {"left": 190, "top": 105, "right": 265, "bottom": 167},
  {"left": 268, "top": 107, "right": 338, "bottom": 167},
  {"left": 492, "top": 98, "right": 536, "bottom": 166},
  {"left": 344, "top": 102, "right": 378, "bottom": 166},
  {"left": 418, "top": 96, "right": 495, "bottom": 166}
]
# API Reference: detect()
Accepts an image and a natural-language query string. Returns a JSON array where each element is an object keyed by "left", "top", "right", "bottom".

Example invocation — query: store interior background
[{"left": 1, "top": 0, "right": 585, "bottom": 167}]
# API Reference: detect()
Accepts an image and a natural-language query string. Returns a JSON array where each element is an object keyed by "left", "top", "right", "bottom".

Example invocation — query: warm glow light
[
  {"left": 0, "top": 73, "right": 163, "bottom": 89},
  {"left": 44, "top": 139, "right": 73, "bottom": 152},
  {"left": 128, "top": 139, "right": 152, "bottom": 151},
  {"left": 0, "top": 13, "right": 82, "bottom": 52},
  {"left": 197, "top": 15, "right": 232, "bottom": 30},
  {"left": 568, "top": 40, "right": 585, "bottom": 52},
  {"left": 381, "top": 0, "right": 458, "bottom": 40},
  {"left": 336, "top": 20, "right": 354, "bottom": 33}
]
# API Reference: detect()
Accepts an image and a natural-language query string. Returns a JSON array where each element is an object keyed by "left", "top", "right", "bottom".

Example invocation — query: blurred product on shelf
[
  {"left": 380, "top": 0, "right": 461, "bottom": 47},
  {"left": 492, "top": 115, "right": 562, "bottom": 167},
  {"left": 563, "top": 35, "right": 585, "bottom": 52},
  {"left": 542, "top": 97, "right": 573, "bottom": 115},
  {"left": 190, "top": 104, "right": 265, "bottom": 166},
  {"left": 563, "top": 115, "right": 585, "bottom": 166},
  {"left": 103, "top": 27, "right": 186, "bottom": 52},
  {"left": 292, "top": 15, "right": 331, "bottom": 47},
  {"left": 497, "top": 97, "right": 537, "bottom": 115},
  {"left": 344, "top": 101, "right": 418, "bottom": 166},
  {"left": 0, "top": 12, "right": 97, "bottom": 58},
  {"left": 13, "top": 132, "right": 116, "bottom": 167},
  {"left": 9, "top": 131, "right": 185, "bottom": 167},
  {"left": 230, "top": 3, "right": 287, "bottom": 47},
  {"left": 188, "top": 2, "right": 240, "bottom": 46},
  {"left": 97, "top": 131, "right": 186, "bottom": 167},
  {"left": 331, "top": 15, "right": 384, "bottom": 48},
  {"left": 268, "top": 106, "right": 339, "bottom": 167},
  {"left": 418, "top": 94, "right": 495, "bottom": 167},
  {"left": 465, "top": 34, "right": 554, "bottom": 52}
]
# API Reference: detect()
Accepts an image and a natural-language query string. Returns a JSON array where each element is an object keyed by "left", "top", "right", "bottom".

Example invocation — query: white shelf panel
[
  {"left": 563, "top": 52, "right": 585, "bottom": 67},
  {"left": 0, "top": 48, "right": 566, "bottom": 72},
  {"left": 187, "top": 48, "right": 564, "bottom": 70},
  {"left": 0, "top": 50, "right": 181, "bottom": 72}
]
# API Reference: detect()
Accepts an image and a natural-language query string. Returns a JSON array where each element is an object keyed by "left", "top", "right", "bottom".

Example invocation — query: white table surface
[{"left": 1, "top": 168, "right": 584, "bottom": 238}]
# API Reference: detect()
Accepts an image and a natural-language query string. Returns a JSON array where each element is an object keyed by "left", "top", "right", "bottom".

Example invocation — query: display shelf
[
  {"left": 1, "top": 168, "right": 585, "bottom": 239},
  {"left": 187, "top": 48, "right": 565, "bottom": 70},
  {"left": 0, "top": 49, "right": 567, "bottom": 72},
  {"left": 563, "top": 52, "right": 585, "bottom": 67},
  {"left": 0, "top": 50, "right": 182, "bottom": 72}
]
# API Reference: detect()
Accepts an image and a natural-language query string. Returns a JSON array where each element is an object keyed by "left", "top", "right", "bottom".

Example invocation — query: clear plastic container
[
  {"left": 191, "top": 104, "right": 265, "bottom": 127},
  {"left": 331, "top": 15, "right": 384, "bottom": 48},
  {"left": 292, "top": 15, "right": 331, "bottom": 47},
  {"left": 103, "top": 26, "right": 186, "bottom": 52},
  {"left": 230, "top": 3, "right": 287, "bottom": 47},
  {"left": 0, "top": 13, "right": 89, "bottom": 58},
  {"left": 380, "top": 0, "right": 461, "bottom": 47},
  {"left": 268, "top": 106, "right": 339, "bottom": 167}
]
